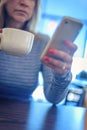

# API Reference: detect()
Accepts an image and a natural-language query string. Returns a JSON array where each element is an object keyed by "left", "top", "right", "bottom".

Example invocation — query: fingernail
[
  {"left": 48, "top": 49, "right": 54, "bottom": 54},
  {"left": 44, "top": 56, "right": 50, "bottom": 61}
]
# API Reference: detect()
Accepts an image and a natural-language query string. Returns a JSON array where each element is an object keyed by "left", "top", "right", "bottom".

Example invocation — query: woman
[{"left": 0, "top": 0, "right": 77, "bottom": 104}]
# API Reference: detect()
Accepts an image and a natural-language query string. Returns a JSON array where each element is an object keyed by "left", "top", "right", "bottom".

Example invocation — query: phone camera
[{"left": 65, "top": 21, "right": 68, "bottom": 24}]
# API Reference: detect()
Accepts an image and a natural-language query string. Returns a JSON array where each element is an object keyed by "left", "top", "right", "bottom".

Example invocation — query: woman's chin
[{"left": 14, "top": 16, "right": 29, "bottom": 23}]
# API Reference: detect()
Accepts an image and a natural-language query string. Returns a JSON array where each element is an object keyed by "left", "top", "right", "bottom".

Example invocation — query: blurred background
[
  {"left": 37, "top": 0, "right": 87, "bottom": 58},
  {"left": 35, "top": 0, "right": 87, "bottom": 77},
  {"left": 32, "top": 0, "right": 87, "bottom": 106}
]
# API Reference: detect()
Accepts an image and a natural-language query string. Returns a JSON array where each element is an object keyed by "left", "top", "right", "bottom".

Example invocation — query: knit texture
[{"left": 0, "top": 34, "right": 71, "bottom": 104}]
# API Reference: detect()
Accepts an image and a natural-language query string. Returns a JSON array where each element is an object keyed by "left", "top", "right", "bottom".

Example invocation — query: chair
[{"left": 83, "top": 86, "right": 87, "bottom": 108}]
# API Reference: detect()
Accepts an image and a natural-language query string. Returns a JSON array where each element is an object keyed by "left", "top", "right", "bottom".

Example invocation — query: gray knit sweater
[{"left": 0, "top": 34, "right": 71, "bottom": 104}]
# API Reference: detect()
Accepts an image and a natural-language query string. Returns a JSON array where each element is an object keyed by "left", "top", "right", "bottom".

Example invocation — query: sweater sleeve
[{"left": 44, "top": 67, "right": 72, "bottom": 104}]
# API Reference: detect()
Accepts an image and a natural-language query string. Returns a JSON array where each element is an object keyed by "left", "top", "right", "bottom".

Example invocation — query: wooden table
[{"left": 0, "top": 98, "right": 86, "bottom": 130}]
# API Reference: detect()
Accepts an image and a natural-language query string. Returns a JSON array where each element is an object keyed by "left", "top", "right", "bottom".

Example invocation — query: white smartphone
[{"left": 40, "top": 16, "right": 83, "bottom": 60}]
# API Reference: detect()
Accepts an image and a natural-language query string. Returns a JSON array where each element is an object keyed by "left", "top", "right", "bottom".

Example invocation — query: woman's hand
[{"left": 42, "top": 41, "right": 77, "bottom": 75}]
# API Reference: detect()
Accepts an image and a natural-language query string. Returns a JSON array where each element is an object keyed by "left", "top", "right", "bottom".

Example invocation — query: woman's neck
[{"left": 5, "top": 17, "right": 25, "bottom": 30}]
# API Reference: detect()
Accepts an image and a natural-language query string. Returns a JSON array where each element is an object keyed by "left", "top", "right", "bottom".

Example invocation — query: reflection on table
[{"left": 0, "top": 98, "right": 86, "bottom": 130}]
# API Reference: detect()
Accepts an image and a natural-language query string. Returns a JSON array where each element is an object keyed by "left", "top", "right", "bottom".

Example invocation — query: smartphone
[{"left": 40, "top": 16, "right": 83, "bottom": 60}]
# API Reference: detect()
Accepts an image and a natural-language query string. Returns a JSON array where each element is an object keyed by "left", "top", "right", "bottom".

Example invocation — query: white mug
[{"left": 0, "top": 28, "right": 34, "bottom": 56}]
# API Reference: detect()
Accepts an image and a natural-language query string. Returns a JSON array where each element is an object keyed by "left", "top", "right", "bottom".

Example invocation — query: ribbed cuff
[{"left": 53, "top": 70, "right": 72, "bottom": 82}]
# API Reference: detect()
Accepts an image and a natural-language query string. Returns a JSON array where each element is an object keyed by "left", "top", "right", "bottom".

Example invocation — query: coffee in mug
[{"left": 0, "top": 28, "right": 34, "bottom": 56}]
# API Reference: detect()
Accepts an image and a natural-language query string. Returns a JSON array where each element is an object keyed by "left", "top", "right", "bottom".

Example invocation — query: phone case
[{"left": 40, "top": 16, "right": 83, "bottom": 60}]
